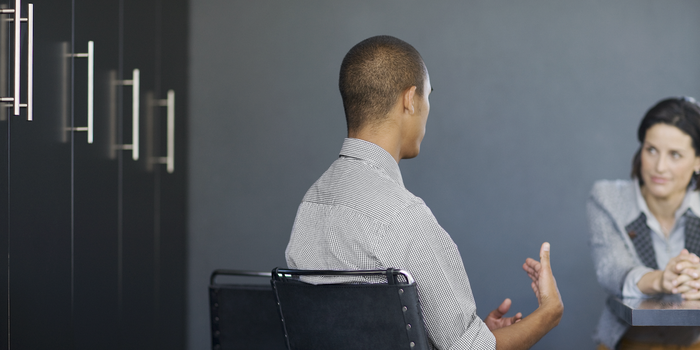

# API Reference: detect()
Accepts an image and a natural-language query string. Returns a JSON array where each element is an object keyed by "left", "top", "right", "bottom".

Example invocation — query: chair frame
[
  {"left": 209, "top": 269, "right": 285, "bottom": 350},
  {"left": 271, "top": 267, "right": 429, "bottom": 350}
]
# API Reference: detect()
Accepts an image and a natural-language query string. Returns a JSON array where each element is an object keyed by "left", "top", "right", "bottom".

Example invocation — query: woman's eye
[
  {"left": 647, "top": 147, "right": 657, "bottom": 154},
  {"left": 671, "top": 151, "right": 681, "bottom": 159}
]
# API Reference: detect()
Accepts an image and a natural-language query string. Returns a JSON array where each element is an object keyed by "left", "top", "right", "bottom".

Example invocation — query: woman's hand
[
  {"left": 661, "top": 249, "right": 700, "bottom": 297},
  {"left": 637, "top": 249, "right": 700, "bottom": 295}
]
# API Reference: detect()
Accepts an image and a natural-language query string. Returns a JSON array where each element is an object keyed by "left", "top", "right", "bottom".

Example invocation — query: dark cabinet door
[
  {"left": 0, "top": 1, "right": 186, "bottom": 348},
  {"left": 122, "top": 1, "right": 157, "bottom": 348},
  {"left": 8, "top": 0, "right": 73, "bottom": 348},
  {"left": 0, "top": 18, "right": 7, "bottom": 350},
  {"left": 73, "top": 1, "right": 121, "bottom": 349},
  {"left": 154, "top": 1, "right": 187, "bottom": 348}
]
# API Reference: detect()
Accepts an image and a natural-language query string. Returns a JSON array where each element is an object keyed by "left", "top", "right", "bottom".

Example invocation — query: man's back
[
  {"left": 286, "top": 138, "right": 497, "bottom": 349},
  {"left": 285, "top": 35, "right": 562, "bottom": 350}
]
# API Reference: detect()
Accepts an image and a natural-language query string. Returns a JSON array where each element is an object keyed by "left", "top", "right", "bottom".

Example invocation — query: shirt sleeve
[
  {"left": 622, "top": 266, "right": 654, "bottom": 298},
  {"left": 378, "top": 202, "right": 496, "bottom": 350}
]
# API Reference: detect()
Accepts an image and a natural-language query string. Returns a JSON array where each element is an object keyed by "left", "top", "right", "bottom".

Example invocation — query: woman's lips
[{"left": 650, "top": 176, "right": 669, "bottom": 184}]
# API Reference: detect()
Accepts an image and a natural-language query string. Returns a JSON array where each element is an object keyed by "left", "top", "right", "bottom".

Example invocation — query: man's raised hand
[{"left": 522, "top": 242, "right": 564, "bottom": 315}]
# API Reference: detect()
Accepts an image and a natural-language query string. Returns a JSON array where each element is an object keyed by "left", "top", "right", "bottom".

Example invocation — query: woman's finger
[{"left": 682, "top": 289, "right": 700, "bottom": 300}]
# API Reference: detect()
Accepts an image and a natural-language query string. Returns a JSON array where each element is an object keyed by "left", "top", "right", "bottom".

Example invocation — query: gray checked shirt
[{"left": 286, "top": 138, "right": 496, "bottom": 350}]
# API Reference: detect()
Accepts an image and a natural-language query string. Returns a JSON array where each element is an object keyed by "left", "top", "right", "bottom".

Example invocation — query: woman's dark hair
[{"left": 631, "top": 97, "right": 700, "bottom": 190}]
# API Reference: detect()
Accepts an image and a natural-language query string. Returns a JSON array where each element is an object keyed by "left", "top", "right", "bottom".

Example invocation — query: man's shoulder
[{"left": 301, "top": 157, "right": 423, "bottom": 223}]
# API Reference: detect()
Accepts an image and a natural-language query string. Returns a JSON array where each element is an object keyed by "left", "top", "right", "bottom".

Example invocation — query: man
[{"left": 285, "top": 35, "right": 563, "bottom": 350}]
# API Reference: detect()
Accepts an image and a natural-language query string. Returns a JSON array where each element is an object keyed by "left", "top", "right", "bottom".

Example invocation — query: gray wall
[{"left": 188, "top": 1, "right": 700, "bottom": 349}]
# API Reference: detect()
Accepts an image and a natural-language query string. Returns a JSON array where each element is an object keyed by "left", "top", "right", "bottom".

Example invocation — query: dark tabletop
[{"left": 608, "top": 295, "right": 700, "bottom": 326}]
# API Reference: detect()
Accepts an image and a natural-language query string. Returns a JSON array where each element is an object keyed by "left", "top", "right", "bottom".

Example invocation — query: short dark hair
[
  {"left": 339, "top": 35, "right": 427, "bottom": 133},
  {"left": 631, "top": 97, "right": 700, "bottom": 190}
]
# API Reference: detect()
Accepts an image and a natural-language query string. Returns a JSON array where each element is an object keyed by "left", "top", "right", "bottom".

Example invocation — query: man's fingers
[
  {"left": 523, "top": 259, "right": 541, "bottom": 283},
  {"left": 527, "top": 273, "right": 538, "bottom": 283},
  {"left": 524, "top": 258, "right": 541, "bottom": 272},
  {"left": 497, "top": 298, "right": 512, "bottom": 315},
  {"left": 531, "top": 281, "right": 539, "bottom": 297},
  {"left": 504, "top": 315, "right": 519, "bottom": 326},
  {"left": 488, "top": 299, "right": 511, "bottom": 319}
]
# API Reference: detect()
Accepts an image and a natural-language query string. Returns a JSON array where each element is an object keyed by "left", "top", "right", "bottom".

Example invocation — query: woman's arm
[
  {"left": 637, "top": 249, "right": 700, "bottom": 296},
  {"left": 587, "top": 198, "right": 639, "bottom": 296}
]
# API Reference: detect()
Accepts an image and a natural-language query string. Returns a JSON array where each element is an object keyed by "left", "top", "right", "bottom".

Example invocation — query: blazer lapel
[
  {"left": 625, "top": 213, "right": 659, "bottom": 270},
  {"left": 684, "top": 213, "right": 700, "bottom": 257}
]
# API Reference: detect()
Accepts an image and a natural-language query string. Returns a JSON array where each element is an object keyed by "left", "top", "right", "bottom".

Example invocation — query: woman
[{"left": 588, "top": 97, "right": 700, "bottom": 350}]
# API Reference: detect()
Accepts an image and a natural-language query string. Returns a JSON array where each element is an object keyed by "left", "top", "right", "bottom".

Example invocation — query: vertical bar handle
[
  {"left": 13, "top": 0, "right": 19, "bottom": 116},
  {"left": 115, "top": 69, "right": 140, "bottom": 160},
  {"left": 132, "top": 68, "right": 139, "bottom": 160},
  {"left": 166, "top": 90, "right": 174, "bottom": 173},
  {"left": 71, "top": 41, "right": 94, "bottom": 142},
  {"left": 87, "top": 40, "right": 93, "bottom": 142},
  {"left": 26, "top": 3, "right": 31, "bottom": 121},
  {"left": 151, "top": 90, "right": 175, "bottom": 173},
  {"left": 0, "top": 1, "right": 32, "bottom": 120}
]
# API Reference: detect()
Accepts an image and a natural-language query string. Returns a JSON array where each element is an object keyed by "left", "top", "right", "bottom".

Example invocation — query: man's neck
[{"left": 348, "top": 124, "right": 402, "bottom": 163}]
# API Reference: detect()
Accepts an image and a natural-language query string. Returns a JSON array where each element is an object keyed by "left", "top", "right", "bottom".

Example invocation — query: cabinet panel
[
  {"left": 73, "top": 1, "right": 120, "bottom": 349},
  {"left": 0, "top": 43, "right": 7, "bottom": 350},
  {"left": 8, "top": 0, "right": 73, "bottom": 348},
  {"left": 122, "top": 1, "right": 157, "bottom": 348},
  {"left": 0, "top": 1, "right": 187, "bottom": 348},
  {"left": 155, "top": 0, "right": 188, "bottom": 347}
]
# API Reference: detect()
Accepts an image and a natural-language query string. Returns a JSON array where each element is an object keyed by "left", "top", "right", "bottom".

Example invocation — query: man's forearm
[{"left": 491, "top": 303, "right": 563, "bottom": 350}]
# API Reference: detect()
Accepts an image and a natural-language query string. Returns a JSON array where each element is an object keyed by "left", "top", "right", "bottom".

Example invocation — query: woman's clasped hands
[{"left": 662, "top": 249, "right": 700, "bottom": 299}]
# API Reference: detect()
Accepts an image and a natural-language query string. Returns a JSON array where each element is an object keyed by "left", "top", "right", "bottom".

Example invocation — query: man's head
[{"left": 339, "top": 35, "right": 428, "bottom": 134}]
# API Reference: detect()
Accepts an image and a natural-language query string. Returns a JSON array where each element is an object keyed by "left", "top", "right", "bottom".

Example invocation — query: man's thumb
[
  {"left": 498, "top": 298, "right": 512, "bottom": 315},
  {"left": 540, "top": 242, "right": 551, "bottom": 268}
]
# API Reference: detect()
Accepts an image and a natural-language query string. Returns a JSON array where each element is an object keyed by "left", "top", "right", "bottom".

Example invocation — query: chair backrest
[
  {"left": 209, "top": 269, "right": 287, "bottom": 350},
  {"left": 271, "top": 268, "right": 430, "bottom": 350}
]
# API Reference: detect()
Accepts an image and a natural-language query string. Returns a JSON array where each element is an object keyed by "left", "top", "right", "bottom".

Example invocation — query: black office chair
[
  {"left": 209, "top": 269, "right": 287, "bottom": 350},
  {"left": 271, "top": 268, "right": 431, "bottom": 350}
]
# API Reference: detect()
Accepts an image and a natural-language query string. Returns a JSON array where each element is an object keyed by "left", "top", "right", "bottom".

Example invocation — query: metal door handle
[
  {"left": 70, "top": 41, "right": 94, "bottom": 143},
  {"left": 13, "top": 0, "right": 20, "bottom": 117},
  {"left": 115, "top": 68, "right": 140, "bottom": 160},
  {"left": 26, "top": 2, "right": 31, "bottom": 120},
  {"left": 166, "top": 90, "right": 174, "bottom": 173},
  {"left": 153, "top": 90, "right": 175, "bottom": 173},
  {"left": 0, "top": 0, "right": 32, "bottom": 120}
]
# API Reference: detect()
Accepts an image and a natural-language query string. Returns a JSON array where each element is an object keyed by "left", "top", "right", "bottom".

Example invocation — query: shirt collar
[{"left": 339, "top": 138, "right": 405, "bottom": 188}]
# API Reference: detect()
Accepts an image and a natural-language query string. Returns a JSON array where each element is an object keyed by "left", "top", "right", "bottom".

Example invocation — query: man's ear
[{"left": 402, "top": 86, "right": 417, "bottom": 114}]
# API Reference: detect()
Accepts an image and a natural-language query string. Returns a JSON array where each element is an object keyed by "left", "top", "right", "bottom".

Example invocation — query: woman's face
[{"left": 640, "top": 123, "right": 700, "bottom": 200}]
